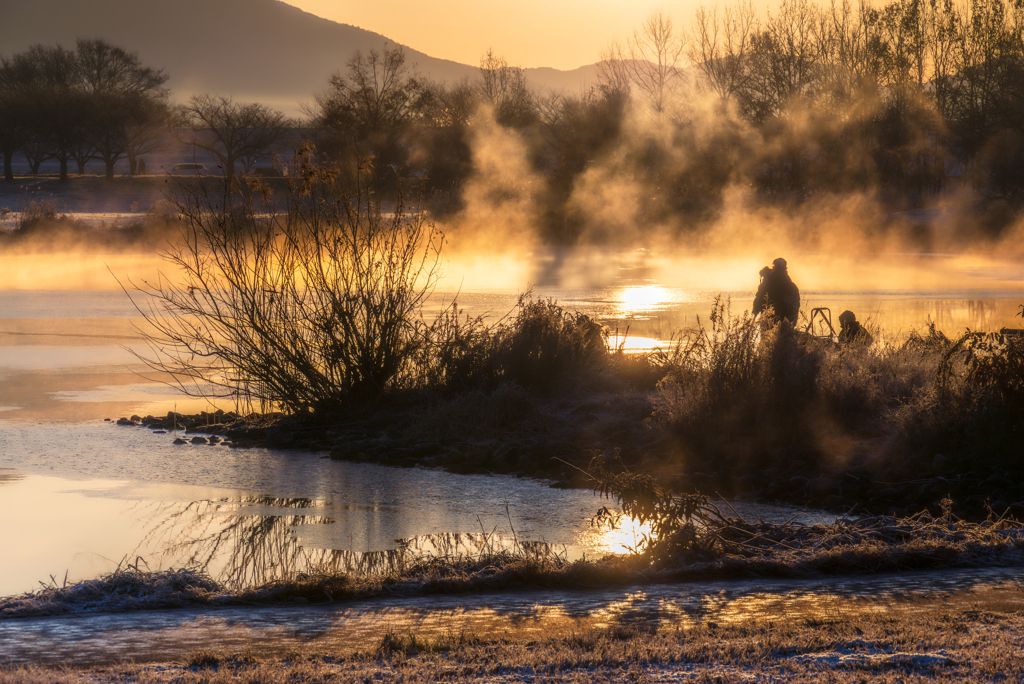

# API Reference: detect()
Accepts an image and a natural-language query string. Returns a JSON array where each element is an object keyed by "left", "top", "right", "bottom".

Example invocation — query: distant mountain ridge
[{"left": 0, "top": 0, "right": 601, "bottom": 115}]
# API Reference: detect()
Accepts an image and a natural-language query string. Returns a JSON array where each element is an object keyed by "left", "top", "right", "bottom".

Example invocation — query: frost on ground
[{"left": 2, "top": 606, "right": 1023, "bottom": 682}]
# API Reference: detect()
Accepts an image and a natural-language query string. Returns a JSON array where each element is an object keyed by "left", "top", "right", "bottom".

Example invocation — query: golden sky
[{"left": 282, "top": 0, "right": 688, "bottom": 70}]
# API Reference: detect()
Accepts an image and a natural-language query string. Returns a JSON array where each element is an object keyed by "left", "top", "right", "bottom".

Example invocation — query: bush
[{"left": 128, "top": 145, "right": 445, "bottom": 416}]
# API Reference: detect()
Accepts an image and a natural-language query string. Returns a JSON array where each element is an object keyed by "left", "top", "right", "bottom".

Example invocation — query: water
[{"left": 1, "top": 250, "right": 1024, "bottom": 600}]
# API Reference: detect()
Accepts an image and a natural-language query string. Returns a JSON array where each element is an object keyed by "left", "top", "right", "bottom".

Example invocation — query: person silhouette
[
  {"left": 753, "top": 257, "right": 800, "bottom": 325},
  {"left": 838, "top": 310, "right": 873, "bottom": 347}
]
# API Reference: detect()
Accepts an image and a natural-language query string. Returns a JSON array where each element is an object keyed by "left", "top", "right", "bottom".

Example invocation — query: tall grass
[
  {"left": 421, "top": 294, "right": 608, "bottom": 394},
  {"left": 890, "top": 330, "right": 1024, "bottom": 477},
  {"left": 652, "top": 298, "right": 1021, "bottom": 491}
]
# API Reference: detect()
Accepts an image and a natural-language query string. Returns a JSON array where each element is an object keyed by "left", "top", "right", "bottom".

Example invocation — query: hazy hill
[{"left": 0, "top": 0, "right": 601, "bottom": 116}]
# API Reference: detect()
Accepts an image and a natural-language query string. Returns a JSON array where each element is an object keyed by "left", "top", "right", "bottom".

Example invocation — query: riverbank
[
  {"left": 4, "top": 598, "right": 1023, "bottom": 682},
  {"left": 5, "top": 496, "right": 1024, "bottom": 620}
]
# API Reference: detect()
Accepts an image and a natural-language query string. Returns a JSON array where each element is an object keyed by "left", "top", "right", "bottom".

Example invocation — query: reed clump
[
  {"left": 0, "top": 564, "right": 221, "bottom": 619},
  {"left": 419, "top": 293, "right": 609, "bottom": 394},
  {"left": 7, "top": 194, "right": 87, "bottom": 236}
]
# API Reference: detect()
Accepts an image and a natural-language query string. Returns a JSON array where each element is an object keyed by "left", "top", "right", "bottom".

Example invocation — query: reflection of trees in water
[{"left": 134, "top": 497, "right": 556, "bottom": 588}]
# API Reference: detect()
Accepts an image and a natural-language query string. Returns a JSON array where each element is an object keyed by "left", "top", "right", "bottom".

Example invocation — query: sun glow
[
  {"left": 589, "top": 515, "right": 655, "bottom": 556},
  {"left": 615, "top": 285, "right": 670, "bottom": 315}
]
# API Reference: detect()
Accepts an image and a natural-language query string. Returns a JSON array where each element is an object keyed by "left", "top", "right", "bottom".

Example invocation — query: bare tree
[
  {"left": 76, "top": 38, "right": 170, "bottom": 180},
  {"left": 478, "top": 49, "right": 536, "bottom": 127},
  {"left": 596, "top": 41, "right": 634, "bottom": 98},
  {"left": 13, "top": 44, "right": 88, "bottom": 181},
  {"left": 179, "top": 95, "right": 289, "bottom": 181},
  {"left": 741, "top": 0, "right": 825, "bottom": 124},
  {"left": 0, "top": 54, "right": 36, "bottom": 181},
  {"left": 418, "top": 78, "right": 479, "bottom": 191},
  {"left": 690, "top": 1, "right": 758, "bottom": 101},
  {"left": 619, "top": 10, "right": 688, "bottom": 113},
  {"left": 311, "top": 44, "right": 425, "bottom": 188},
  {"left": 127, "top": 145, "right": 445, "bottom": 413},
  {"left": 124, "top": 97, "right": 172, "bottom": 176}
]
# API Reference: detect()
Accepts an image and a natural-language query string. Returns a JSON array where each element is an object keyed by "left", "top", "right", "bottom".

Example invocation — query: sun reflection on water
[
  {"left": 578, "top": 514, "right": 654, "bottom": 557},
  {"left": 616, "top": 285, "right": 669, "bottom": 312}
]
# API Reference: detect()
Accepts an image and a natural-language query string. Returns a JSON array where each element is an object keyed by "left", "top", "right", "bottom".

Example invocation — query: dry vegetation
[{"left": 4, "top": 604, "right": 1024, "bottom": 682}]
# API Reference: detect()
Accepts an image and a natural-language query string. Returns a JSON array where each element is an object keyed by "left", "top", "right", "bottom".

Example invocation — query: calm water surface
[{"left": 2, "top": 253, "right": 1024, "bottom": 599}]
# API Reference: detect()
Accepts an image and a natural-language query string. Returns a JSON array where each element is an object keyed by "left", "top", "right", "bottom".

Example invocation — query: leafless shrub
[{"left": 125, "top": 144, "right": 445, "bottom": 416}]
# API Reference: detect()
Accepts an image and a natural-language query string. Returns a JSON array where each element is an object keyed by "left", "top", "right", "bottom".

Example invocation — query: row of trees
[
  {"left": 0, "top": 40, "right": 292, "bottom": 183},
  {"left": 0, "top": 39, "right": 170, "bottom": 181},
  {"left": 303, "top": 0, "right": 1024, "bottom": 240},
  {"left": 680, "top": 0, "right": 1024, "bottom": 198},
  {"left": 4, "top": 0, "right": 1024, "bottom": 239}
]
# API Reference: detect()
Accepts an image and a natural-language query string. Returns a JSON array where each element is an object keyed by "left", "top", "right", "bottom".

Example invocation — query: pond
[{"left": 1, "top": 248, "right": 1023, "bottom": 599}]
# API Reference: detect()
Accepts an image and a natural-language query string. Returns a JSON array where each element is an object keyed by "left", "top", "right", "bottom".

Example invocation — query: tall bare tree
[
  {"left": 616, "top": 10, "right": 688, "bottom": 113},
  {"left": 180, "top": 95, "right": 289, "bottom": 181},
  {"left": 312, "top": 44, "right": 426, "bottom": 188},
  {"left": 690, "top": 0, "right": 758, "bottom": 102},
  {"left": 76, "top": 38, "right": 170, "bottom": 180},
  {"left": 478, "top": 49, "right": 536, "bottom": 127}
]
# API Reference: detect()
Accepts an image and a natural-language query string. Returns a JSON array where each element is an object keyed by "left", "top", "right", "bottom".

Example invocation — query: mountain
[{"left": 0, "top": 0, "right": 601, "bottom": 116}]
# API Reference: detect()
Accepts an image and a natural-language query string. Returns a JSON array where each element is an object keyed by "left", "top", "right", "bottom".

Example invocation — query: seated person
[{"left": 838, "top": 310, "right": 873, "bottom": 347}]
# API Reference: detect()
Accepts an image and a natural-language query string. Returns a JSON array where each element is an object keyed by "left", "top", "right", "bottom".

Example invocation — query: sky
[{"left": 282, "top": 0, "right": 692, "bottom": 70}]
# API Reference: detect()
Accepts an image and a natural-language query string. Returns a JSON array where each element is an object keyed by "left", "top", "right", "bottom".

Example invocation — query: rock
[
  {"left": 207, "top": 436, "right": 221, "bottom": 444},
  {"left": 116, "top": 417, "right": 135, "bottom": 426},
  {"left": 173, "top": 438, "right": 187, "bottom": 445},
  {"left": 190, "top": 436, "right": 208, "bottom": 444},
  {"left": 152, "top": 430, "right": 167, "bottom": 434},
  {"left": 265, "top": 431, "right": 296, "bottom": 448}
]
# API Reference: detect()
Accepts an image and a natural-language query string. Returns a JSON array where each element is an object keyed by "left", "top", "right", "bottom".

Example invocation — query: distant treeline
[{"left": 3, "top": 0, "right": 1024, "bottom": 242}]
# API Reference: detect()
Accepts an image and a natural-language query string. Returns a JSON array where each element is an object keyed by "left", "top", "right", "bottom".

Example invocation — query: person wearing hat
[
  {"left": 753, "top": 257, "right": 800, "bottom": 325},
  {"left": 838, "top": 310, "right": 873, "bottom": 347}
]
